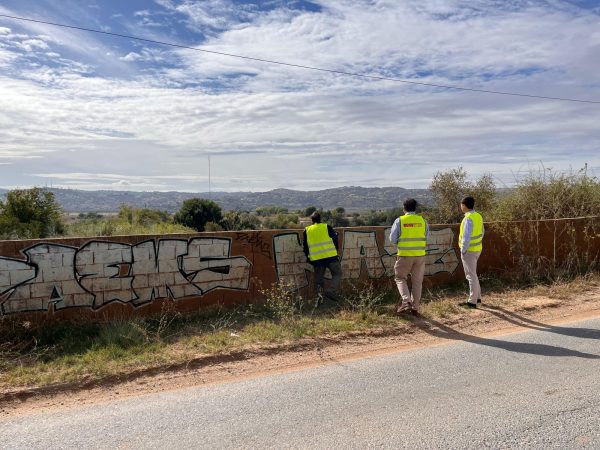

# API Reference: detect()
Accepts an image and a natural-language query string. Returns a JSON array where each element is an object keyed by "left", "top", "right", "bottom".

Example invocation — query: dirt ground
[{"left": 2, "top": 288, "right": 600, "bottom": 418}]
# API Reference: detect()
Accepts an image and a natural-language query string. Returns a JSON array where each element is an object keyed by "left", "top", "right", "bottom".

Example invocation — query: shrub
[
  {"left": 429, "top": 167, "right": 496, "bottom": 223},
  {"left": 490, "top": 166, "right": 600, "bottom": 221},
  {"left": 259, "top": 281, "right": 309, "bottom": 321},
  {"left": 0, "top": 187, "right": 65, "bottom": 239},
  {"left": 221, "top": 210, "right": 262, "bottom": 231},
  {"left": 174, "top": 198, "right": 223, "bottom": 232},
  {"left": 343, "top": 281, "right": 386, "bottom": 318}
]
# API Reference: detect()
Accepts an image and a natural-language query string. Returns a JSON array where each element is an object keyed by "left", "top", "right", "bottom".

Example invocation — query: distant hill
[{"left": 0, "top": 187, "right": 432, "bottom": 213}]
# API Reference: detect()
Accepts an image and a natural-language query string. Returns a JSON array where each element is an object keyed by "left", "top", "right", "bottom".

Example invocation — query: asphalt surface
[{"left": 3, "top": 317, "right": 600, "bottom": 449}]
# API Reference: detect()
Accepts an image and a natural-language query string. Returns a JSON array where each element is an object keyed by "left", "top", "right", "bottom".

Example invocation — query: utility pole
[{"left": 208, "top": 155, "right": 211, "bottom": 199}]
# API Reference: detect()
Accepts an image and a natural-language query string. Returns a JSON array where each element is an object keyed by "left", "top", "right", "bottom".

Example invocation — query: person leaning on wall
[
  {"left": 389, "top": 198, "right": 428, "bottom": 316},
  {"left": 458, "top": 196, "right": 484, "bottom": 308},
  {"left": 302, "top": 211, "right": 343, "bottom": 305}
]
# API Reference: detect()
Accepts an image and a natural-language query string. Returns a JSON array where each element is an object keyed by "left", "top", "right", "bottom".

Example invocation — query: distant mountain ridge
[{"left": 0, "top": 187, "right": 432, "bottom": 213}]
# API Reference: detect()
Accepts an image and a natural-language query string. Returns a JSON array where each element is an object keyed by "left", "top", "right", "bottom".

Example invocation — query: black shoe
[
  {"left": 460, "top": 301, "right": 477, "bottom": 309},
  {"left": 477, "top": 299, "right": 482, "bottom": 304},
  {"left": 411, "top": 309, "right": 420, "bottom": 317},
  {"left": 396, "top": 303, "right": 411, "bottom": 315},
  {"left": 324, "top": 291, "right": 340, "bottom": 302}
]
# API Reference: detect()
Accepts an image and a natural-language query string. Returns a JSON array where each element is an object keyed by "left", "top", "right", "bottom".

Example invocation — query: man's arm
[
  {"left": 389, "top": 218, "right": 401, "bottom": 245},
  {"left": 302, "top": 229, "right": 309, "bottom": 257},
  {"left": 327, "top": 225, "right": 339, "bottom": 250},
  {"left": 461, "top": 217, "right": 473, "bottom": 254}
]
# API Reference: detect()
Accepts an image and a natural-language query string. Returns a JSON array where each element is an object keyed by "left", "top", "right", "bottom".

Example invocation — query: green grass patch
[{"left": 1, "top": 274, "right": 598, "bottom": 389}]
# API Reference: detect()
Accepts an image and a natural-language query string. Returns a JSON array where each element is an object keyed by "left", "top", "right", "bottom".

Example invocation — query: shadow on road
[
  {"left": 418, "top": 317, "right": 600, "bottom": 359},
  {"left": 480, "top": 305, "right": 600, "bottom": 341}
]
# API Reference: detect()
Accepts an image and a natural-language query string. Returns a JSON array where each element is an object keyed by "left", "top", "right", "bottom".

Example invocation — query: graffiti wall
[
  {"left": 0, "top": 237, "right": 251, "bottom": 315},
  {"left": 272, "top": 227, "right": 460, "bottom": 290},
  {"left": 1, "top": 217, "right": 599, "bottom": 320}
]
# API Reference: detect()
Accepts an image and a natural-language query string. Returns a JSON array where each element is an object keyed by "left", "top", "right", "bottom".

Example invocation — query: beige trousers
[
  {"left": 461, "top": 251, "right": 481, "bottom": 304},
  {"left": 394, "top": 256, "right": 426, "bottom": 309}
]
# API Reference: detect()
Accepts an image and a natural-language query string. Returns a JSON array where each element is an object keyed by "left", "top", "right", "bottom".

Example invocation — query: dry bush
[
  {"left": 491, "top": 166, "right": 600, "bottom": 221},
  {"left": 428, "top": 167, "right": 497, "bottom": 224}
]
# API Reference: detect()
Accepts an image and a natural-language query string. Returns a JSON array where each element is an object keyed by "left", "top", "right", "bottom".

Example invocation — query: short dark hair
[
  {"left": 310, "top": 211, "right": 321, "bottom": 223},
  {"left": 403, "top": 198, "right": 417, "bottom": 212},
  {"left": 461, "top": 196, "right": 475, "bottom": 209}
]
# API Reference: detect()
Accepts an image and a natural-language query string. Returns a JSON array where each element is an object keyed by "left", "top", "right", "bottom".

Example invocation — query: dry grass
[{"left": 1, "top": 274, "right": 598, "bottom": 390}]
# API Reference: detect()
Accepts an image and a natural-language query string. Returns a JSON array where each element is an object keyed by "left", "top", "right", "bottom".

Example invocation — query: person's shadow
[
  {"left": 479, "top": 305, "right": 600, "bottom": 341},
  {"left": 417, "top": 316, "right": 600, "bottom": 359}
]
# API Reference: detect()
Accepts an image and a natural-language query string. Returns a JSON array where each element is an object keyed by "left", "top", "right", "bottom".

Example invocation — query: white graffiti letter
[
  {"left": 76, "top": 241, "right": 134, "bottom": 309},
  {"left": 273, "top": 233, "right": 313, "bottom": 289},
  {"left": 3, "top": 244, "right": 93, "bottom": 314},
  {"left": 181, "top": 238, "right": 251, "bottom": 293},
  {"left": 341, "top": 231, "right": 386, "bottom": 279}
]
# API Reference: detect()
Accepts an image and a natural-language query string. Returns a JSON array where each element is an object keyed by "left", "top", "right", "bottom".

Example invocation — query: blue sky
[{"left": 0, "top": 0, "right": 599, "bottom": 192}]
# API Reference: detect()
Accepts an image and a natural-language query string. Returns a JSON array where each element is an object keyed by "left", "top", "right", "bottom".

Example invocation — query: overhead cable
[{"left": 1, "top": 13, "right": 599, "bottom": 104}]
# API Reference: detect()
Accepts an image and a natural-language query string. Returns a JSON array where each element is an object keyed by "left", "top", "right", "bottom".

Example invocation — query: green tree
[
  {"left": 350, "top": 212, "right": 365, "bottom": 227},
  {"left": 328, "top": 207, "right": 350, "bottom": 227},
  {"left": 0, "top": 187, "right": 65, "bottom": 239},
  {"left": 174, "top": 198, "right": 223, "bottom": 232},
  {"left": 263, "top": 213, "right": 300, "bottom": 229},
  {"left": 429, "top": 167, "right": 496, "bottom": 223},
  {"left": 385, "top": 207, "right": 405, "bottom": 225},
  {"left": 221, "top": 211, "right": 262, "bottom": 231},
  {"left": 118, "top": 205, "right": 171, "bottom": 226},
  {"left": 303, "top": 206, "right": 317, "bottom": 217}
]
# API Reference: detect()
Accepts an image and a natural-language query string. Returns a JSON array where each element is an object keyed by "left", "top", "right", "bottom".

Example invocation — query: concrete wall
[{"left": 1, "top": 217, "right": 598, "bottom": 321}]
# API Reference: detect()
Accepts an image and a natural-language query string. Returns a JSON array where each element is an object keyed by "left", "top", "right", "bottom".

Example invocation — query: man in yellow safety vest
[
  {"left": 458, "top": 196, "right": 484, "bottom": 308},
  {"left": 303, "top": 211, "right": 342, "bottom": 304},
  {"left": 389, "top": 198, "right": 428, "bottom": 315}
]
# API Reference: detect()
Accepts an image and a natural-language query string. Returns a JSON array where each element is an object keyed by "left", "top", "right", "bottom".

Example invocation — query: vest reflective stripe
[
  {"left": 306, "top": 223, "right": 337, "bottom": 261},
  {"left": 397, "top": 215, "right": 427, "bottom": 257},
  {"left": 459, "top": 211, "right": 483, "bottom": 253}
]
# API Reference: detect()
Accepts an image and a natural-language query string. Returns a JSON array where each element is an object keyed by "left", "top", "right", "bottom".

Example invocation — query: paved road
[{"left": 3, "top": 317, "right": 600, "bottom": 449}]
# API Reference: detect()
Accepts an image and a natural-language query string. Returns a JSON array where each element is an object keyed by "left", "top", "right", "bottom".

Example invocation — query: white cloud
[
  {"left": 119, "top": 52, "right": 142, "bottom": 61},
  {"left": 163, "top": 0, "right": 261, "bottom": 31},
  {"left": 0, "top": 1, "right": 598, "bottom": 192},
  {"left": 18, "top": 38, "right": 50, "bottom": 51}
]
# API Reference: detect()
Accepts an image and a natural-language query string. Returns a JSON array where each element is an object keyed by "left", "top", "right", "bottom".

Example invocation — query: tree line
[{"left": 1, "top": 165, "right": 599, "bottom": 240}]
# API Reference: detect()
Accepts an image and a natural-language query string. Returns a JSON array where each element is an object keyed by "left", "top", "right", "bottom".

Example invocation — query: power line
[{"left": 1, "top": 13, "right": 600, "bottom": 105}]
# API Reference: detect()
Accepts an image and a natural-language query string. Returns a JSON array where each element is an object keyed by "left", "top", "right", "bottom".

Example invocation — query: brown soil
[{"left": 2, "top": 289, "right": 600, "bottom": 418}]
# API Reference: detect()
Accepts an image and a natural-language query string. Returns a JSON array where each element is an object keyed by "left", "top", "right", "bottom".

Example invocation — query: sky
[{"left": 0, "top": 0, "right": 599, "bottom": 193}]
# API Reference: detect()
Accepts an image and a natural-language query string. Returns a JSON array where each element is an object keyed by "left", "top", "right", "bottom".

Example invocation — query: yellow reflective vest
[
  {"left": 306, "top": 223, "right": 337, "bottom": 262},
  {"left": 459, "top": 211, "right": 483, "bottom": 253},
  {"left": 397, "top": 214, "right": 427, "bottom": 257}
]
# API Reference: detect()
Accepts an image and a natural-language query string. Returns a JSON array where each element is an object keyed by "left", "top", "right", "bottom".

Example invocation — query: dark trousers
[{"left": 314, "top": 260, "right": 342, "bottom": 296}]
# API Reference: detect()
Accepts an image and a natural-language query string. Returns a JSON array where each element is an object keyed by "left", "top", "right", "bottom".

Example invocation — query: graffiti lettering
[
  {"left": 0, "top": 238, "right": 252, "bottom": 315},
  {"left": 236, "top": 232, "right": 271, "bottom": 259},
  {"left": 341, "top": 231, "right": 386, "bottom": 279},
  {"left": 272, "top": 233, "right": 313, "bottom": 289},
  {"left": 182, "top": 238, "right": 251, "bottom": 293},
  {"left": 383, "top": 227, "right": 459, "bottom": 276},
  {"left": 0, "top": 228, "right": 458, "bottom": 315},
  {"left": 132, "top": 239, "right": 200, "bottom": 305},
  {"left": 273, "top": 228, "right": 459, "bottom": 289},
  {"left": 3, "top": 244, "right": 93, "bottom": 314},
  {"left": 76, "top": 241, "right": 135, "bottom": 309}
]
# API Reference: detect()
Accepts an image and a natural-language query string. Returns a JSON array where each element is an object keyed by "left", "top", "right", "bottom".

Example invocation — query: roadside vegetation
[{"left": 1, "top": 273, "right": 598, "bottom": 389}]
